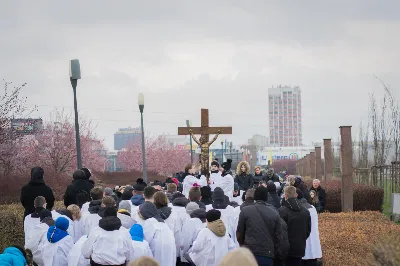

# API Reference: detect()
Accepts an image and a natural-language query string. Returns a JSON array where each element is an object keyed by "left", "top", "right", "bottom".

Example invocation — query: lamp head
[
  {"left": 186, "top": 120, "right": 191, "bottom": 127},
  {"left": 138, "top": 93, "right": 144, "bottom": 106},
  {"left": 69, "top": 59, "right": 81, "bottom": 79}
]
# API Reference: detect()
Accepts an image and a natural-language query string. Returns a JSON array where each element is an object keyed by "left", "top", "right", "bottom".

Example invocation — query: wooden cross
[{"left": 178, "top": 109, "right": 232, "bottom": 173}]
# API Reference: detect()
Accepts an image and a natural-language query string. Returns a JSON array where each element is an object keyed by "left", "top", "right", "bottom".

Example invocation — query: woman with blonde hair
[
  {"left": 67, "top": 204, "right": 83, "bottom": 243},
  {"left": 234, "top": 161, "right": 253, "bottom": 191},
  {"left": 218, "top": 247, "right": 258, "bottom": 266}
]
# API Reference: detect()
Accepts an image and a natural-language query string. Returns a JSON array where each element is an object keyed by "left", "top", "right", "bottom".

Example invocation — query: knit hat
[
  {"left": 133, "top": 183, "right": 146, "bottom": 192},
  {"left": 81, "top": 168, "right": 92, "bottom": 179},
  {"left": 234, "top": 182, "right": 239, "bottom": 191},
  {"left": 172, "top": 178, "right": 179, "bottom": 185},
  {"left": 211, "top": 160, "right": 220, "bottom": 168},
  {"left": 254, "top": 186, "right": 269, "bottom": 202},
  {"left": 122, "top": 189, "right": 133, "bottom": 200},
  {"left": 266, "top": 181, "right": 277, "bottom": 192},
  {"left": 296, "top": 188, "right": 304, "bottom": 199},
  {"left": 118, "top": 201, "right": 131, "bottom": 213},
  {"left": 104, "top": 207, "right": 117, "bottom": 217},
  {"left": 206, "top": 209, "right": 221, "bottom": 223},
  {"left": 221, "top": 159, "right": 232, "bottom": 171},
  {"left": 186, "top": 202, "right": 200, "bottom": 215},
  {"left": 200, "top": 186, "right": 212, "bottom": 199},
  {"left": 104, "top": 187, "right": 114, "bottom": 196},
  {"left": 39, "top": 209, "right": 52, "bottom": 222},
  {"left": 130, "top": 224, "right": 144, "bottom": 242}
]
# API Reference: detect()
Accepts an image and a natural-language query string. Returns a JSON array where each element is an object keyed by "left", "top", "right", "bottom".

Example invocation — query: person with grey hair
[
  {"left": 104, "top": 187, "right": 119, "bottom": 205},
  {"left": 118, "top": 201, "right": 136, "bottom": 229},
  {"left": 310, "top": 179, "right": 326, "bottom": 213}
]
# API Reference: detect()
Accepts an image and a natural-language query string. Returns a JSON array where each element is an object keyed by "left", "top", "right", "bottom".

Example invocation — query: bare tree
[{"left": 357, "top": 121, "right": 369, "bottom": 168}]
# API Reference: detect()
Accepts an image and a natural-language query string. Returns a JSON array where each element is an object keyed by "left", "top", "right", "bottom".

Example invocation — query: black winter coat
[
  {"left": 266, "top": 173, "right": 280, "bottom": 183},
  {"left": 63, "top": 176, "right": 94, "bottom": 207},
  {"left": 310, "top": 186, "right": 326, "bottom": 212},
  {"left": 237, "top": 201, "right": 283, "bottom": 259},
  {"left": 278, "top": 198, "right": 311, "bottom": 258},
  {"left": 20, "top": 168, "right": 55, "bottom": 217},
  {"left": 253, "top": 173, "right": 265, "bottom": 186},
  {"left": 267, "top": 191, "right": 281, "bottom": 210},
  {"left": 234, "top": 173, "right": 254, "bottom": 191},
  {"left": 277, "top": 218, "right": 289, "bottom": 261},
  {"left": 295, "top": 179, "right": 312, "bottom": 204}
]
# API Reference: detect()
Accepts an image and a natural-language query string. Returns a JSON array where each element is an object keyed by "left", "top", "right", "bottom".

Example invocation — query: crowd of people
[{"left": 4, "top": 158, "right": 326, "bottom": 266}]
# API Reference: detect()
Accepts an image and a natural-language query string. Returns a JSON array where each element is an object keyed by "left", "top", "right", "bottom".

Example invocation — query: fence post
[
  {"left": 323, "top": 139, "right": 333, "bottom": 181},
  {"left": 315, "top": 146, "right": 323, "bottom": 180},
  {"left": 340, "top": 126, "right": 354, "bottom": 212}
]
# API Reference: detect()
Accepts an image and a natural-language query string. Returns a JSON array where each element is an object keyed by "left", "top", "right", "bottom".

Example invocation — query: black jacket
[
  {"left": 63, "top": 175, "right": 94, "bottom": 207},
  {"left": 253, "top": 173, "right": 265, "bottom": 186},
  {"left": 277, "top": 218, "right": 289, "bottom": 261},
  {"left": 240, "top": 198, "right": 255, "bottom": 210},
  {"left": 278, "top": 198, "right": 311, "bottom": 258},
  {"left": 267, "top": 191, "right": 281, "bottom": 210},
  {"left": 310, "top": 186, "right": 326, "bottom": 212},
  {"left": 237, "top": 201, "right": 283, "bottom": 259},
  {"left": 294, "top": 178, "right": 312, "bottom": 204},
  {"left": 234, "top": 173, "right": 254, "bottom": 191},
  {"left": 265, "top": 173, "right": 280, "bottom": 183},
  {"left": 20, "top": 167, "right": 55, "bottom": 217}
]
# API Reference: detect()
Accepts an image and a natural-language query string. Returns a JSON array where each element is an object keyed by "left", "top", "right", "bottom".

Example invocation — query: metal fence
[{"left": 353, "top": 162, "right": 400, "bottom": 207}]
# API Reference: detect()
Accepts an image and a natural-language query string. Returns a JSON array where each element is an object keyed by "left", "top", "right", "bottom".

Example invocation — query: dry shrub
[
  {"left": 0, "top": 201, "right": 64, "bottom": 251},
  {"left": 368, "top": 234, "right": 400, "bottom": 266},
  {"left": 319, "top": 211, "right": 400, "bottom": 266},
  {"left": 303, "top": 180, "right": 384, "bottom": 213},
  {"left": 95, "top": 171, "right": 169, "bottom": 186}
]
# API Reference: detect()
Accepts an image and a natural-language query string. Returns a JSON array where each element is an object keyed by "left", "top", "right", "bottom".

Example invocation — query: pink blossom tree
[{"left": 118, "top": 135, "right": 190, "bottom": 176}]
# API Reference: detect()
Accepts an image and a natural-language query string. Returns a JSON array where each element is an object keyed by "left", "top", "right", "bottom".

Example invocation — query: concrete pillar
[
  {"left": 340, "top": 126, "right": 354, "bottom": 212},
  {"left": 310, "top": 151, "right": 316, "bottom": 178},
  {"left": 315, "top": 147, "right": 323, "bottom": 180},
  {"left": 300, "top": 158, "right": 304, "bottom": 176},
  {"left": 323, "top": 139, "right": 333, "bottom": 181},
  {"left": 305, "top": 154, "right": 311, "bottom": 177}
]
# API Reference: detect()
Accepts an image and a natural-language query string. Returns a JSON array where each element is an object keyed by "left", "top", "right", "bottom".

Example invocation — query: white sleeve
[
  {"left": 191, "top": 230, "right": 206, "bottom": 253},
  {"left": 180, "top": 223, "right": 194, "bottom": 255},
  {"left": 81, "top": 233, "right": 97, "bottom": 259},
  {"left": 227, "top": 235, "right": 236, "bottom": 251},
  {"left": 123, "top": 232, "right": 135, "bottom": 262}
]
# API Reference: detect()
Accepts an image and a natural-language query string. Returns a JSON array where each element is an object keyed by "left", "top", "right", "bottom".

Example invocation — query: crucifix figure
[{"left": 178, "top": 109, "right": 232, "bottom": 173}]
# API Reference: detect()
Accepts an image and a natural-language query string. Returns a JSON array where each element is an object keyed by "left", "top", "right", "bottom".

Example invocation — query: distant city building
[
  {"left": 248, "top": 134, "right": 269, "bottom": 148},
  {"left": 268, "top": 85, "right": 302, "bottom": 147},
  {"left": 114, "top": 127, "right": 142, "bottom": 150}
]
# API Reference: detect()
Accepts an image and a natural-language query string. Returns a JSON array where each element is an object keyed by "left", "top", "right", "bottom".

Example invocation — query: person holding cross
[{"left": 189, "top": 128, "right": 221, "bottom": 172}]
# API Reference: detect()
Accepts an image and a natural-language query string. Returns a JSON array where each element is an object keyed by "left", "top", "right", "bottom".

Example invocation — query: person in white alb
[
  {"left": 67, "top": 204, "right": 83, "bottom": 243},
  {"left": 129, "top": 224, "right": 153, "bottom": 261},
  {"left": 38, "top": 217, "right": 74, "bottom": 266},
  {"left": 182, "top": 163, "right": 207, "bottom": 197},
  {"left": 215, "top": 159, "right": 234, "bottom": 201},
  {"left": 67, "top": 235, "right": 90, "bottom": 266},
  {"left": 180, "top": 208, "right": 207, "bottom": 260},
  {"left": 83, "top": 196, "right": 115, "bottom": 236},
  {"left": 189, "top": 209, "right": 235, "bottom": 266},
  {"left": 24, "top": 196, "right": 46, "bottom": 245},
  {"left": 25, "top": 209, "right": 54, "bottom": 264},
  {"left": 117, "top": 201, "right": 136, "bottom": 229},
  {"left": 82, "top": 207, "right": 134, "bottom": 266},
  {"left": 140, "top": 202, "right": 176, "bottom": 266},
  {"left": 209, "top": 161, "right": 221, "bottom": 191}
]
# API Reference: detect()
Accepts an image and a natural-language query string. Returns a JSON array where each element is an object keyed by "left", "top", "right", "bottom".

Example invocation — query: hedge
[{"left": 304, "top": 180, "right": 384, "bottom": 213}]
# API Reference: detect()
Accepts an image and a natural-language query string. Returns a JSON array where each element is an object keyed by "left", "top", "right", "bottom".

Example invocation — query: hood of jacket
[
  {"left": 31, "top": 207, "right": 45, "bottom": 218},
  {"left": 212, "top": 187, "right": 228, "bottom": 209},
  {"left": 30, "top": 167, "right": 45, "bottom": 184},
  {"left": 99, "top": 216, "right": 121, "bottom": 231},
  {"left": 157, "top": 206, "right": 172, "bottom": 220},
  {"left": 207, "top": 219, "right": 226, "bottom": 237},
  {"left": 130, "top": 224, "right": 144, "bottom": 242},
  {"left": 131, "top": 194, "right": 145, "bottom": 206},
  {"left": 88, "top": 200, "right": 102, "bottom": 214},
  {"left": 283, "top": 197, "right": 301, "bottom": 211},
  {"left": 47, "top": 226, "right": 68, "bottom": 243},
  {"left": 236, "top": 161, "right": 251, "bottom": 175},
  {"left": 221, "top": 170, "right": 233, "bottom": 177},
  {"left": 0, "top": 247, "right": 27, "bottom": 266},
  {"left": 139, "top": 202, "right": 164, "bottom": 222},
  {"left": 41, "top": 217, "right": 55, "bottom": 227},
  {"left": 172, "top": 197, "right": 189, "bottom": 207}
]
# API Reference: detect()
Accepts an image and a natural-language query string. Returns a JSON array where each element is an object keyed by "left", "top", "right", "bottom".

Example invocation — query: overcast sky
[{"left": 1, "top": 1, "right": 399, "bottom": 150}]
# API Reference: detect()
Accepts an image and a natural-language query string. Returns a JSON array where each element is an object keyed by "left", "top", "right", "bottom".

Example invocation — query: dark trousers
[
  {"left": 254, "top": 256, "right": 274, "bottom": 266},
  {"left": 285, "top": 257, "right": 302, "bottom": 266},
  {"left": 302, "top": 259, "right": 318, "bottom": 266},
  {"left": 90, "top": 258, "right": 125, "bottom": 266}
]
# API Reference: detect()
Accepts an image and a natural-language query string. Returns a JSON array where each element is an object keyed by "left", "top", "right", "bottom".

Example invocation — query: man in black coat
[
  {"left": 237, "top": 186, "right": 283, "bottom": 266},
  {"left": 20, "top": 167, "right": 55, "bottom": 218},
  {"left": 266, "top": 181, "right": 281, "bottom": 209},
  {"left": 279, "top": 186, "right": 311, "bottom": 266},
  {"left": 63, "top": 169, "right": 94, "bottom": 207},
  {"left": 310, "top": 179, "right": 326, "bottom": 212}
]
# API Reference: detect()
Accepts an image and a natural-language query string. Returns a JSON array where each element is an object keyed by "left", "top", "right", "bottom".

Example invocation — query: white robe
[
  {"left": 214, "top": 173, "right": 234, "bottom": 201},
  {"left": 51, "top": 211, "right": 76, "bottom": 241},
  {"left": 189, "top": 227, "right": 236, "bottom": 266},
  {"left": 209, "top": 172, "right": 222, "bottom": 191},
  {"left": 118, "top": 213, "right": 136, "bottom": 229},
  {"left": 303, "top": 206, "right": 323, "bottom": 260},
  {"left": 180, "top": 218, "right": 207, "bottom": 256},
  {"left": 72, "top": 220, "right": 83, "bottom": 243},
  {"left": 231, "top": 195, "right": 243, "bottom": 206},
  {"left": 82, "top": 213, "right": 101, "bottom": 236},
  {"left": 182, "top": 175, "right": 207, "bottom": 197},
  {"left": 81, "top": 202, "right": 90, "bottom": 214},
  {"left": 205, "top": 205, "right": 237, "bottom": 246},
  {"left": 166, "top": 208, "right": 189, "bottom": 260},
  {"left": 82, "top": 226, "right": 134, "bottom": 265},
  {"left": 143, "top": 218, "right": 176, "bottom": 266},
  {"left": 40, "top": 235, "right": 74, "bottom": 266},
  {"left": 131, "top": 240, "right": 153, "bottom": 261},
  {"left": 67, "top": 235, "right": 90, "bottom": 266},
  {"left": 25, "top": 223, "right": 49, "bottom": 264},
  {"left": 24, "top": 215, "right": 41, "bottom": 247}
]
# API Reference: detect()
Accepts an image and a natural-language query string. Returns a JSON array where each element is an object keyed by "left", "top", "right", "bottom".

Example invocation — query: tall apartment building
[
  {"left": 114, "top": 127, "right": 142, "bottom": 150},
  {"left": 268, "top": 85, "right": 302, "bottom": 147}
]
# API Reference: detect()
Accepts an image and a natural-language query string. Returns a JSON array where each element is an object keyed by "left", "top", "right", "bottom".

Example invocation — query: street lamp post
[
  {"left": 138, "top": 93, "right": 147, "bottom": 183},
  {"left": 69, "top": 59, "right": 82, "bottom": 169},
  {"left": 221, "top": 138, "right": 224, "bottom": 161},
  {"left": 186, "top": 120, "right": 193, "bottom": 163}
]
